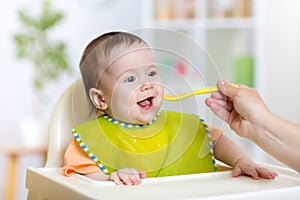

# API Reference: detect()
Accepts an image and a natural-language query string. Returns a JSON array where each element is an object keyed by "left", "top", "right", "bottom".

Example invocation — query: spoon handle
[{"left": 193, "top": 86, "right": 219, "bottom": 95}]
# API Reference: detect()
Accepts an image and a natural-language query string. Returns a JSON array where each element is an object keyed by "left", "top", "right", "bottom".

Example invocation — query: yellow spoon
[{"left": 163, "top": 86, "right": 219, "bottom": 101}]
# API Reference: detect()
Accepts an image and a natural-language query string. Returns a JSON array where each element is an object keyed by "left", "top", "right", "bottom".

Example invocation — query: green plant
[{"left": 14, "top": 0, "right": 71, "bottom": 92}]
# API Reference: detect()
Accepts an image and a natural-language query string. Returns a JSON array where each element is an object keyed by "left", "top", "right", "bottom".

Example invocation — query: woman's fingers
[{"left": 206, "top": 98, "right": 234, "bottom": 121}]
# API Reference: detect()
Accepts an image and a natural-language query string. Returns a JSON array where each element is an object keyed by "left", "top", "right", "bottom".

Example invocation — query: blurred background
[{"left": 1, "top": 0, "right": 300, "bottom": 199}]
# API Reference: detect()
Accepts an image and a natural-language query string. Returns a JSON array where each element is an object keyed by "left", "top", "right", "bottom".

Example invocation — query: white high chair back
[{"left": 45, "top": 80, "right": 93, "bottom": 167}]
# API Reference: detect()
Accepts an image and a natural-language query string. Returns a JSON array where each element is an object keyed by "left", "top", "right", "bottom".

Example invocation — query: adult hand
[
  {"left": 205, "top": 79, "right": 271, "bottom": 139},
  {"left": 206, "top": 79, "right": 300, "bottom": 173}
]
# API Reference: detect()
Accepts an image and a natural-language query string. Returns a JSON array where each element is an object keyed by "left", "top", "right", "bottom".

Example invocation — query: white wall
[
  {"left": 0, "top": 0, "right": 142, "bottom": 199},
  {"left": 259, "top": 0, "right": 300, "bottom": 123}
]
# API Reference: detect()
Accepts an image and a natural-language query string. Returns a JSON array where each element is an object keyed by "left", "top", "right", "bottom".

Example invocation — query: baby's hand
[
  {"left": 108, "top": 168, "right": 146, "bottom": 185},
  {"left": 232, "top": 157, "right": 278, "bottom": 180}
]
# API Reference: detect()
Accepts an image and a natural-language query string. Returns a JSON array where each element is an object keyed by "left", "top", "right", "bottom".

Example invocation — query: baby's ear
[{"left": 89, "top": 88, "right": 108, "bottom": 110}]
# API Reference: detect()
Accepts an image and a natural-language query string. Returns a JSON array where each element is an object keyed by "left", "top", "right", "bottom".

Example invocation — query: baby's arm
[
  {"left": 85, "top": 168, "right": 146, "bottom": 185},
  {"left": 213, "top": 134, "right": 278, "bottom": 179},
  {"left": 62, "top": 139, "right": 146, "bottom": 185}
]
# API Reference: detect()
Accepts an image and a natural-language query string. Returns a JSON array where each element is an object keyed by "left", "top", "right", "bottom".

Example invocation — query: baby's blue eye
[
  {"left": 125, "top": 76, "right": 136, "bottom": 83},
  {"left": 148, "top": 71, "right": 157, "bottom": 77}
]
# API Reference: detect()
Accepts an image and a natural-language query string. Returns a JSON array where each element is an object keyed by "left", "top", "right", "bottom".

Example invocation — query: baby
[{"left": 62, "top": 31, "right": 277, "bottom": 185}]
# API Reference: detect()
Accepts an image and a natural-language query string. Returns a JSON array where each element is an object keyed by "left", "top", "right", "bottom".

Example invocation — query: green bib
[{"left": 73, "top": 110, "right": 216, "bottom": 177}]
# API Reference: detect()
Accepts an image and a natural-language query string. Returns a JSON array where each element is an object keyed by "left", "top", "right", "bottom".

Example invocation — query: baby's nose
[{"left": 141, "top": 83, "right": 153, "bottom": 91}]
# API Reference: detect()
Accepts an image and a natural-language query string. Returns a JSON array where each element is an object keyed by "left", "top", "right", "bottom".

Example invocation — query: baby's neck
[{"left": 101, "top": 111, "right": 161, "bottom": 127}]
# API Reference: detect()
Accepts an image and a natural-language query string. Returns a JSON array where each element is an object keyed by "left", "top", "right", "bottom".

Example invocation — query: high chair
[{"left": 26, "top": 80, "right": 300, "bottom": 200}]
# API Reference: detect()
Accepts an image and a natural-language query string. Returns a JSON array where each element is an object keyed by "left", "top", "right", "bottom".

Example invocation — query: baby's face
[{"left": 99, "top": 43, "right": 164, "bottom": 124}]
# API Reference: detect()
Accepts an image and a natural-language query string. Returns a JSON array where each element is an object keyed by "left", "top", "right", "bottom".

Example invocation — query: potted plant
[{"left": 13, "top": 0, "right": 72, "bottom": 145}]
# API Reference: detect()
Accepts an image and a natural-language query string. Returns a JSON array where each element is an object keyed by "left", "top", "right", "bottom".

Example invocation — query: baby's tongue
[{"left": 138, "top": 99, "right": 151, "bottom": 107}]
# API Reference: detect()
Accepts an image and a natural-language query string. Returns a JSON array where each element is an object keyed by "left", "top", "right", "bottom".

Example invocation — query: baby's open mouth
[{"left": 137, "top": 97, "right": 154, "bottom": 109}]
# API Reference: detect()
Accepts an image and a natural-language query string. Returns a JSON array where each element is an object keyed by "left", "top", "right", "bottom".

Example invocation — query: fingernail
[
  {"left": 220, "top": 79, "right": 226, "bottom": 85},
  {"left": 231, "top": 84, "right": 239, "bottom": 88}
]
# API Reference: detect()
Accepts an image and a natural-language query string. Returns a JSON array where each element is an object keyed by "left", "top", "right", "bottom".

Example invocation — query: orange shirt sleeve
[{"left": 62, "top": 139, "right": 102, "bottom": 176}]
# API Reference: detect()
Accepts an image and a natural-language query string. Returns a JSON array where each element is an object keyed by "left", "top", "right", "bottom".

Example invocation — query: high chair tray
[{"left": 26, "top": 163, "right": 300, "bottom": 200}]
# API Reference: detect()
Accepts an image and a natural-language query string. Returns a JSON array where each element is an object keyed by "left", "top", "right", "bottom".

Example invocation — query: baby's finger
[
  {"left": 139, "top": 172, "right": 147, "bottom": 179},
  {"left": 117, "top": 170, "right": 139, "bottom": 185},
  {"left": 245, "top": 168, "right": 260, "bottom": 180},
  {"left": 232, "top": 165, "right": 242, "bottom": 178},
  {"left": 257, "top": 168, "right": 278, "bottom": 179},
  {"left": 128, "top": 174, "right": 142, "bottom": 185},
  {"left": 129, "top": 171, "right": 146, "bottom": 185},
  {"left": 109, "top": 172, "right": 122, "bottom": 185},
  {"left": 119, "top": 175, "right": 134, "bottom": 185}
]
